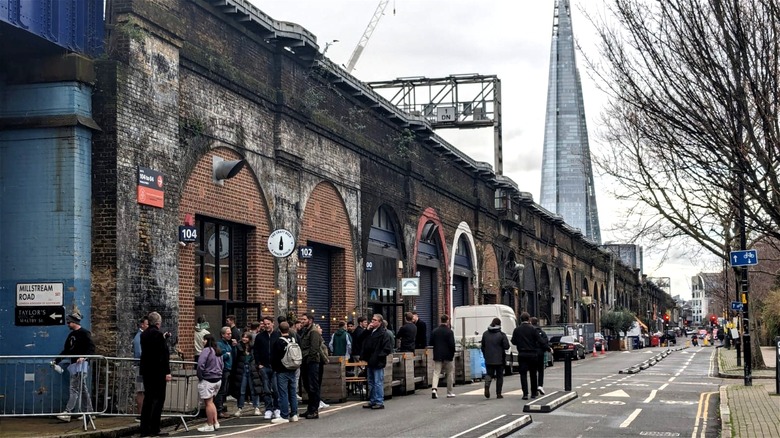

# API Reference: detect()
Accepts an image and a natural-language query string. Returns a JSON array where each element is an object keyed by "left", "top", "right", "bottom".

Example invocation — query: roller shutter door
[
  {"left": 308, "top": 246, "right": 332, "bottom": 342},
  {"left": 417, "top": 267, "right": 435, "bottom": 342},
  {"left": 453, "top": 275, "right": 468, "bottom": 309}
]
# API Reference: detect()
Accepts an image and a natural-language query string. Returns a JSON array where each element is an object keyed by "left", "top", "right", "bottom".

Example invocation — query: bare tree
[{"left": 586, "top": 0, "right": 780, "bottom": 367}]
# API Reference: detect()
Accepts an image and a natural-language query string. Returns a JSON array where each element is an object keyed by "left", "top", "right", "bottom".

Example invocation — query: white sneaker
[
  {"left": 197, "top": 424, "right": 215, "bottom": 432},
  {"left": 538, "top": 386, "right": 545, "bottom": 395},
  {"left": 273, "top": 409, "right": 281, "bottom": 419},
  {"left": 296, "top": 395, "right": 303, "bottom": 402},
  {"left": 264, "top": 410, "right": 273, "bottom": 419},
  {"left": 318, "top": 401, "right": 329, "bottom": 409},
  {"left": 56, "top": 413, "right": 71, "bottom": 422},
  {"left": 291, "top": 414, "right": 299, "bottom": 422},
  {"left": 253, "top": 407, "right": 261, "bottom": 416},
  {"left": 271, "top": 417, "right": 288, "bottom": 424},
  {"left": 233, "top": 409, "right": 242, "bottom": 417},
  {"left": 226, "top": 395, "right": 236, "bottom": 402},
  {"left": 447, "top": 393, "right": 456, "bottom": 398},
  {"left": 214, "top": 421, "right": 220, "bottom": 430}
]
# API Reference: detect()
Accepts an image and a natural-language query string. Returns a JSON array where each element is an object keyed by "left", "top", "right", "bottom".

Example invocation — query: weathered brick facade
[{"left": 89, "top": 0, "right": 652, "bottom": 355}]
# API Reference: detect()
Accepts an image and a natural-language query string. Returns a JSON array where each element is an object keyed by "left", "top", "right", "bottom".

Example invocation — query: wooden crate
[
  {"left": 392, "top": 352, "right": 415, "bottom": 395},
  {"left": 320, "top": 356, "right": 346, "bottom": 403},
  {"left": 414, "top": 348, "right": 433, "bottom": 389},
  {"left": 383, "top": 356, "right": 395, "bottom": 400},
  {"left": 455, "top": 349, "right": 475, "bottom": 384}
]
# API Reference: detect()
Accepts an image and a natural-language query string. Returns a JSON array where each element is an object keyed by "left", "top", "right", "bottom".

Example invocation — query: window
[{"left": 194, "top": 216, "right": 250, "bottom": 302}]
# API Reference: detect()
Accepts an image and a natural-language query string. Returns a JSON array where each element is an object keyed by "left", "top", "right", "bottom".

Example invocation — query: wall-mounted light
[
  {"left": 204, "top": 276, "right": 213, "bottom": 286},
  {"left": 212, "top": 156, "right": 246, "bottom": 186},
  {"left": 275, "top": 289, "right": 280, "bottom": 295}
]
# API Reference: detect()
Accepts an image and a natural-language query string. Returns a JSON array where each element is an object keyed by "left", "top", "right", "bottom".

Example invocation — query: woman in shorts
[{"left": 197, "top": 334, "right": 224, "bottom": 432}]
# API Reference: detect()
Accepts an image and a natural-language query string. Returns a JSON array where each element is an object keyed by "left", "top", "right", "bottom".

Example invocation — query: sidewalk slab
[
  {"left": 723, "top": 381, "right": 780, "bottom": 438},
  {"left": 717, "top": 346, "right": 776, "bottom": 379}
]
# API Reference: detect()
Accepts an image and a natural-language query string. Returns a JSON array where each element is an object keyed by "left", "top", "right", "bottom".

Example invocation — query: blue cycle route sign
[{"left": 730, "top": 249, "right": 758, "bottom": 267}]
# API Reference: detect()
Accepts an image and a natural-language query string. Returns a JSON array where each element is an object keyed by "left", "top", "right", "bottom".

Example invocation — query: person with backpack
[{"left": 271, "top": 321, "right": 301, "bottom": 423}]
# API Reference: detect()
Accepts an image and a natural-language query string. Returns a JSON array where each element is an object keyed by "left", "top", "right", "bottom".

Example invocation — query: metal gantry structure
[{"left": 367, "top": 74, "right": 504, "bottom": 174}]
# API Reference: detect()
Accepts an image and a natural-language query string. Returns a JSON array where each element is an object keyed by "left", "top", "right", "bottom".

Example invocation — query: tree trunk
[{"left": 749, "top": 319, "right": 766, "bottom": 368}]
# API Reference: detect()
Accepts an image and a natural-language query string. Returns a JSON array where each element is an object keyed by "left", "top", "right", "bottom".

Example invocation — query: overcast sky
[{"left": 253, "top": 0, "right": 714, "bottom": 299}]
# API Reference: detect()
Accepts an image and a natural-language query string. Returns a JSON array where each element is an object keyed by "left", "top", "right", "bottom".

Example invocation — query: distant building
[
  {"left": 539, "top": 0, "right": 601, "bottom": 243},
  {"left": 603, "top": 244, "right": 643, "bottom": 275},
  {"left": 691, "top": 273, "right": 720, "bottom": 325}
]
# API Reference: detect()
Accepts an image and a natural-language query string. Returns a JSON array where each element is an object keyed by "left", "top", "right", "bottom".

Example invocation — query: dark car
[
  {"left": 594, "top": 332, "right": 607, "bottom": 352},
  {"left": 550, "top": 335, "right": 586, "bottom": 360},
  {"left": 663, "top": 330, "right": 677, "bottom": 346}
]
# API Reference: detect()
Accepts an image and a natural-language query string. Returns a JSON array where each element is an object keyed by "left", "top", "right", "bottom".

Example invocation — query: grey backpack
[{"left": 281, "top": 337, "right": 303, "bottom": 370}]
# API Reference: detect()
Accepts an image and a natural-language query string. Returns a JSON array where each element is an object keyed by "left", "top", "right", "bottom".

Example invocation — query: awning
[{"left": 635, "top": 317, "right": 648, "bottom": 331}]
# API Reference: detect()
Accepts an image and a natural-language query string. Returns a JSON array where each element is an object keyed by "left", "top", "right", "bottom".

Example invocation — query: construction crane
[{"left": 345, "top": 0, "right": 393, "bottom": 73}]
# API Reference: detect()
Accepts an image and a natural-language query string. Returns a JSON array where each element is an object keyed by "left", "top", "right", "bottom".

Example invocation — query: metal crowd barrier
[
  {"left": 0, "top": 355, "right": 106, "bottom": 431},
  {"left": 0, "top": 355, "right": 199, "bottom": 432},
  {"left": 102, "top": 357, "right": 200, "bottom": 431}
]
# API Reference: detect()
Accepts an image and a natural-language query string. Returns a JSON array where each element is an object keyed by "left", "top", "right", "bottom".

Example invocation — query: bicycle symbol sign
[{"left": 730, "top": 249, "right": 758, "bottom": 267}]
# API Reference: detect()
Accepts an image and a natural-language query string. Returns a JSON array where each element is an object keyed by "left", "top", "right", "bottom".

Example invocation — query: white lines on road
[
  {"left": 620, "top": 408, "right": 643, "bottom": 428},
  {"left": 691, "top": 392, "right": 716, "bottom": 438},
  {"left": 643, "top": 390, "right": 658, "bottom": 403},
  {"left": 582, "top": 392, "right": 591, "bottom": 397},
  {"left": 667, "top": 376, "right": 676, "bottom": 382},
  {"left": 658, "top": 383, "right": 669, "bottom": 391},
  {"left": 450, "top": 414, "right": 506, "bottom": 438}
]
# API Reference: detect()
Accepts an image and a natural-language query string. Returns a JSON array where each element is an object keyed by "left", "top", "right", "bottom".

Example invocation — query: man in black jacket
[
  {"left": 350, "top": 317, "right": 367, "bottom": 361},
  {"left": 412, "top": 312, "right": 427, "bottom": 349},
  {"left": 253, "top": 316, "right": 280, "bottom": 419},
  {"left": 482, "top": 317, "right": 510, "bottom": 399},
  {"left": 429, "top": 314, "right": 456, "bottom": 399},
  {"left": 359, "top": 314, "right": 393, "bottom": 409},
  {"left": 396, "top": 312, "right": 417, "bottom": 352},
  {"left": 531, "top": 317, "right": 550, "bottom": 395},
  {"left": 55, "top": 312, "right": 96, "bottom": 423},
  {"left": 139, "top": 311, "right": 172, "bottom": 437},
  {"left": 511, "top": 312, "right": 544, "bottom": 400}
]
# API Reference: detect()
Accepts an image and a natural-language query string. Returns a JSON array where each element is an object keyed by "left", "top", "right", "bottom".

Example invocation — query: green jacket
[{"left": 300, "top": 325, "right": 324, "bottom": 363}]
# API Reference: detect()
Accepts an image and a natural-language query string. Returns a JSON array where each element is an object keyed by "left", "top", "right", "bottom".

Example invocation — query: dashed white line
[
  {"left": 643, "top": 390, "right": 658, "bottom": 403},
  {"left": 620, "top": 408, "right": 643, "bottom": 428}
]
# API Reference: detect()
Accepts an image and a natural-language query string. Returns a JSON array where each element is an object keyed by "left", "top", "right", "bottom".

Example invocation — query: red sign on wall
[{"left": 137, "top": 166, "right": 164, "bottom": 208}]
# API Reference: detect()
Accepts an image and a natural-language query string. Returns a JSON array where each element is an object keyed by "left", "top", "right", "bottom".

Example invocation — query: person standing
[
  {"left": 230, "top": 332, "right": 264, "bottom": 417},
  {"left": 226, "top": 314, "right": 242, "bottom": 347},
  {"left": 196, "top": 335, "right": 224, "bottom": 433},
  {"left": 429, "top": 314, "right": 456, "bottom": 399},
  {"left": 481, "top": 317, "right": 510, "bottom": 399},
  {"left": 271, "top": 322, "right": 300, "bottom": 423},
  {"left": 396, "top": 312, "right": 417, "bottom": 352},
  {"left": 360, "top": 314, "right": 393, "bottom": 410},
  {"left": 194, "top": 315, "right": 210, "bottom": 362},
  {"left": 328, "top": 321, "right": 352, "bottom": 359},
  {"left": 299, "top": 313, "right": 324, "bottom": 419},
  {"left": 511, "top": 312, "right": 544, "bottom": 400},
  {"left": 132, "top": 316, "right": 149, "bottom": 421},
  {"left": 531, "top": 317, "right": 550, "bottom": 395},
  {"left": 139, "top": 312, "right": 172, "bottom": 437},
  {"left": 252, "top": 316, "right": 280, "bottom": 419},
  {"left": 215, "top": 326, "right": 234, "bottom": 419},
  {"left": 55, "top": 312, "right": 96, "bottom": 423},
  {"left": 352, "top": 317, "right": 367, "bottom": 359},
  {"left": 412, "top": 312, "right": 428, "bottom": 349}
]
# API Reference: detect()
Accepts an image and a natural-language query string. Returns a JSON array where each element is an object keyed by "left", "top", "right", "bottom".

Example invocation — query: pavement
[{"left": 717, "top": 345, "right": 779, "bottom": 438}]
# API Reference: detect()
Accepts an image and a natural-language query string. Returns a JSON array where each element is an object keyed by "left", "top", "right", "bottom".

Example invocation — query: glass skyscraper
[{"left": 539, "top": 0, "right": 601, "bottom": 244}]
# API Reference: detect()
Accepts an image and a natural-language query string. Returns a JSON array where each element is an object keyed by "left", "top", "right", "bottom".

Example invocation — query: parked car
[
  {"left": 594, "top": 332, "right": 607, "bottom": 351},
  {"left": 550, "top": 335, "right": 586, "bottom": 360}
]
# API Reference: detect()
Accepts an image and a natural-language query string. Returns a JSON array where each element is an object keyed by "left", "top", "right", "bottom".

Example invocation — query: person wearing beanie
[
  {"left": 55, "top": 312, "right": 96, "bottom": 422},
  {"left": 481, "top": 317, "right": 509, "bottom": 399}
]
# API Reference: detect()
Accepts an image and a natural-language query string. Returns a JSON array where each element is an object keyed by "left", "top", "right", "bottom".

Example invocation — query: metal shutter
[
  {"left": 307, "top": 246, "right": 331, "bottom": 343},
  {"left": 417, "top": 267, "right": 435, "bottom": 342},
  {"left": 453, "top": 275, "right": 468, "bottom": 308}
]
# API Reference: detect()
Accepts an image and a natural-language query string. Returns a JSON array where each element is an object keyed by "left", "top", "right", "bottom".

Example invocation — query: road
[{"left": 165, "top": 345, "right": 722, "bottom": 437}]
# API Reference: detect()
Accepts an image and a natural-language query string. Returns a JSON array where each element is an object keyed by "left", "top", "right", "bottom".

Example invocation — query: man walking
[
  {"left": 299, "top": 313, "right": 324, "bottom": 419},
  {"left": 429, "top": 314, "right": 456, "bottom": 399},
  {"left": 359, "top": 314, "right": 393, "bottom": 409},
  {"left": 531, "top": 317, "right": 550, "bottom": 395},
  {"left": 396, "top": 312, "right": 417, "bottom": 352},
  {"left": 482, "top": 317, "right": 510, "bottom": 399},
  {"left": 55, "top": 312, "right": 96, "bottom": 422},
  {"left": 511, "top": 312, "right": 544, "bottom": 400},
  {"left": 139, "top": 312, "right": 172, "bottom": 437},
  {"left": 253, "top": 316, "right": 280, "bottom": 419},
  {"left": 412, "top": 312, "right": 427, "bottom": 349}
]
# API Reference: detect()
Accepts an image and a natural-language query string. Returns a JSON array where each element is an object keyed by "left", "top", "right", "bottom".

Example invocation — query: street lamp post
[{"left": 739, "top": 178, "right": 752, "bottom": 386}]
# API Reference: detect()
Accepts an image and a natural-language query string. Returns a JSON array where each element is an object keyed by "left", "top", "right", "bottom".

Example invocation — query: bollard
[
  {"left": 564, "top": 350, "right": 572, "bottom": 392},
  {"left": 775, "top": 336, "right": 779, "bottom": 395}
]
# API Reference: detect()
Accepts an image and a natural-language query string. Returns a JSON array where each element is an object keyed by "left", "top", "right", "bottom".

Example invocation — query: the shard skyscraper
[{"left": 539, "top": 0, "right": 601, "bottom": 244}]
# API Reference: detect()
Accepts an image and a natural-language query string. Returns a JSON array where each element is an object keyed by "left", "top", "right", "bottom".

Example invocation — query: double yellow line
[{"left": 692, "top": 391, "right": 716, "bottom": 438}]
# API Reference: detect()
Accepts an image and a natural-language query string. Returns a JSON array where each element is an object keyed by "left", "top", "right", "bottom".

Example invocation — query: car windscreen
[
  {"left": 559, "top": 336, "right": 574, "bottom": 343},
  {"left": 549, "top": 336, "right": 562, "bottom": 343}
]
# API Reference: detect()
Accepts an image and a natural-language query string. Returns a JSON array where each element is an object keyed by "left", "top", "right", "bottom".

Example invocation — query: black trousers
[
  {"left": 301, "top": 361, "right": 321, "bottom": 414},
  {"left": 536, "top": 352, "right": 545, "bottom": 387},
  {"left": 140, "top": 374, "right": 166, "bottom": 436},
  {"left": 518, "top": 357, "right": 539, "bottom": 397},
  {"left": 485, "top": 364, "right": 504, "bottom": 395}
]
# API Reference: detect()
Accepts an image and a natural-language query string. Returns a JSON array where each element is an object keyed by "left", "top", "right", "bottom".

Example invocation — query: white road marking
[
  {"left": 602, "top": 389, "right": 630, "bottom": 397},
  {"left": 667, "top": 376, "right": 676, "bottom": 382},
  {"left": 582, "top": 392, "right": 591, "bottom": 397},
  {"left": 658, "top": 383, "right": 668, "bottom": 391},
  {"left": 620, "top": 408, "right": 643, "bottom": 428},
  {"left": 643, "top": 390, "right": 658, "bottom": 403}
]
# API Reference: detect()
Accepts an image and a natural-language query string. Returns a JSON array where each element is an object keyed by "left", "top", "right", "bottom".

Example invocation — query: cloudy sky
[{"left": 254, "top": 0, "right": 714, "bottom": 298}]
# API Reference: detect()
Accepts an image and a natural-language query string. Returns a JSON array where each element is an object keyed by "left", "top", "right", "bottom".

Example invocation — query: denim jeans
[
  {"left": 238, "top": 363, "right": 259, "bottom": 409},
  {"left": 261, "top": 366, "right": 277, "bottom": 411},
  {"left": 367, "top": 366, "right": 384, "bottom": 407},
  {"left": 65, "top": 370, "right": 93, "bottom": 413},
  {"left": 276, "top": 370, "right": 298, "bottom": 419}
]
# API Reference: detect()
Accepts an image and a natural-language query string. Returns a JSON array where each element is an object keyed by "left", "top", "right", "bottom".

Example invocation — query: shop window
[{"left": 194, "top": 217, "right": 250, "bottom": 302}]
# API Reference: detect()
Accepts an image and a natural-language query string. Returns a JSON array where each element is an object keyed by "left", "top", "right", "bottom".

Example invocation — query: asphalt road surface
[{"left": 164, "top": 345, "right": 721, "bottom": 438}]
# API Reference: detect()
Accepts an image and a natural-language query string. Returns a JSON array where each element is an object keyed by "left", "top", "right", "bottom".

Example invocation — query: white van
[{"left": 453, "top": 304, "right": 519, "bottom": 370}]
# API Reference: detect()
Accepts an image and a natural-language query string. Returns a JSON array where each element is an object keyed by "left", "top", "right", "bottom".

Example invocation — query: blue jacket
[{"left": 217, "top": 338, "right": 234, "bottom": 371}]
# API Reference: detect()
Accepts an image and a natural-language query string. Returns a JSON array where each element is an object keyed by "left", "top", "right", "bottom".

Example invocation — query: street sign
[
  {"left": 731, "top": 301, "right": 744, "bottom": 312},
  {"left": 730, "top": 249, "right": 758, "bottom": 267},
  {"left": 15, "top": 306, "right": 65, "bottom": 326},
  {"left": 400, "top": 277, "right": 419, "bottom": 296},
  {"left": 16, "top": 282, "right": 64, "bottom": 306}
]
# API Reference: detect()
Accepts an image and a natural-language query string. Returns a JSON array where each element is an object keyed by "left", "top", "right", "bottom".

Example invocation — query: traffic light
[
  {"left": 709, "top": 314, "right": 717, "bottom": 326},
  {"left": 663, "top": 314, "right": 670, "bottom": 322}
]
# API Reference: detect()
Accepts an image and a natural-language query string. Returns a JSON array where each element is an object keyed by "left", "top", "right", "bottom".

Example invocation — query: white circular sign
[
  {"left": 268, "top": 229, "right": 295, "bottom": 258},
  {"left": 207, "top": 230, "right": 230, "bottom": 259}
]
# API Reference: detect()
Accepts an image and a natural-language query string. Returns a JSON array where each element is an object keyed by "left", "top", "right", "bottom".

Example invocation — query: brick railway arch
[
  {"left": 522, "top": 258, "right": 537, "bottom": 316},
  {"left": 298, "top": 181, "right": 357, "bottom": 341},
  {"left": 478, "top": 242, "right": 500, "bottom": 304},
  {"left": 365, "top": 204, "right": 405, "bottom": 332},
  {"left": 538, "top": 264, "right": 552, "bottom": 325},
  {"left": 552, "top": 268, "right": 563, "bottom": 323},
  {"left": 449, "top": 221, "right": 479, "bottom": 317},
  {"left": 413, "top": 207, "right": 449, "bottom": 340},
  {"left": 178, "top": 147, "right": 274, "bottom": 360}
]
